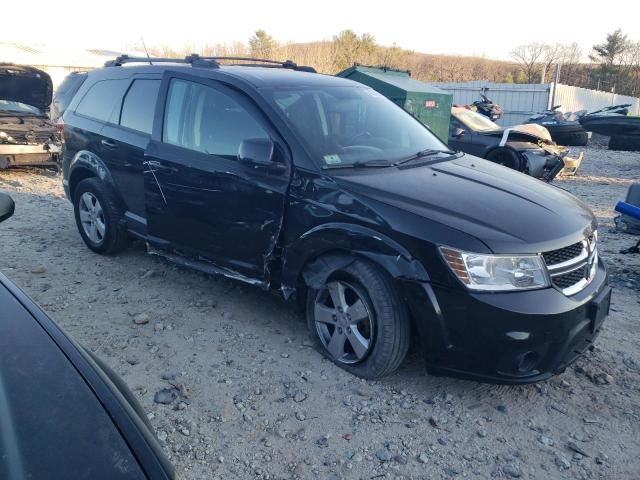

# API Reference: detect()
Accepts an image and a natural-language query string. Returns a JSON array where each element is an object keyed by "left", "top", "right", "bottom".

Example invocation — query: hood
[
  {"left": 481, "top": 123, "right": 553, "bottom": 143},
  {"left": 0, "top": 64, "right": 53, "bottom": 112},
  {"left": 334, "top": 155, "right": 595, "bottom": 254}
]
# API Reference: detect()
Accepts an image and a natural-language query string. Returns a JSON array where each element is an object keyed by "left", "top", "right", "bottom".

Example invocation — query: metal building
[{"left": 0, "top": 43, "right": 142, "bottom": 88}]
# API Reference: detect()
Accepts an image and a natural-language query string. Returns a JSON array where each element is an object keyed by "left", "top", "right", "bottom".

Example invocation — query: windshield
[
  {"left": 264, "top": 86, "right": 448, "bottom": 167},
  {"left": 452, "top": 108, "right": 500, "bottom": 132},
  {"left": 0, "top": 100, "right": 42, "bottom": 115}
]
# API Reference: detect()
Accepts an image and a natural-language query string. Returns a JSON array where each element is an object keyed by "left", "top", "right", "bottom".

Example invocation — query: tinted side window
[
  {"left": 120, "top": 79, "right": 161, "bottom": 134},
  {"left": 163, "top": 79, "right": 269, "bottom": 157},
  {"left": 51, "top": 73, "right": 87, "bottom": 120},
  {"left": 75, "top": 79, "right": 128, "bottom": 123}
]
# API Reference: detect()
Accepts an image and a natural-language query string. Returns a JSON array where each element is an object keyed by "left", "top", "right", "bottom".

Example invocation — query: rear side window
[
  {"left": 163, "top": 78, "right": 269, "bottom": 157},
  {"left": 52, "top": 73, "right": 87, "bottom": 119},
  {"left": 120, "top": 79, "right": 161, "bottom": 134},
  {"left": 75, "top": 79, "right": 128, "bottom": 123}
]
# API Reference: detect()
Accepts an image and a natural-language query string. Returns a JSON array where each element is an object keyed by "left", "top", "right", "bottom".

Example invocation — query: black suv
[{"left": 62, "top": 55, "right": 611, "bottom": 383}]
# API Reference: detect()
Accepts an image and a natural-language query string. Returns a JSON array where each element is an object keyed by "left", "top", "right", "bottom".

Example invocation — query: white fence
[
  {"left": 429, "top": 80, "right": 640, "bottom": 127},
  {"left": 551, "top": 84, "right": 640, "bottom": 117},
  {"left": 429, "top": 80, "right": 550, "bottom": 126}
]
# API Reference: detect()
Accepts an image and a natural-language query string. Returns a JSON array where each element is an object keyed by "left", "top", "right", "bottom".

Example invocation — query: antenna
[{"left": 140, "top": 37, "right": 152, "bottom": 65}]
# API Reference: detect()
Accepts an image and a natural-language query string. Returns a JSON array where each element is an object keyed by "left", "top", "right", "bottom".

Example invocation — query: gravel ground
[{"left": 0, "top": 146, "right": 639, "bottom": 480}]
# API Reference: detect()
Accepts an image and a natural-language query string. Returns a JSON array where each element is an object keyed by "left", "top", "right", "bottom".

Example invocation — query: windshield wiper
[
  {"left": 321, "top": 159, "right": 394, "bottom": 170},
  {"left": 393, "top": 149, "right": 457, "bottom": 166}
]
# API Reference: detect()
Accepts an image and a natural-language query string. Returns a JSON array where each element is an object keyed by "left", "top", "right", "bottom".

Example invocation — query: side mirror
[
  {"left": 0, "top": 193, "right": 15, "bottom": 223},
  {"left": 453, "top": 127, "right": 466, "bottom": 138},
  {"left": 238, "top": 138, "right": 276, "bottom": 165}
]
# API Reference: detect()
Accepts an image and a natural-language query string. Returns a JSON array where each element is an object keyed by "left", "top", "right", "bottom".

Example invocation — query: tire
[
  {"left": 609, "top": 135, "right": 640, "bottom": 152},
  {"left": 73, "top": 177, "right": 128, "bottom": 254},
  {"left": 486, "top": 148, "right": 523, "bottom": 172},
  {"left": 553, "top": 131, "right": 589, "bottom": 146},
  {"left": 306, "top": 258, "right": 411, "bottom": 379}
]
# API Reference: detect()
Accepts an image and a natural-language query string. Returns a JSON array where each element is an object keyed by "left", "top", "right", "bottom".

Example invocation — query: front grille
[
  {"left": 542, "top": 241, "right": 583, "bottom": 266},
  {"left": 543, "top": 233, "right": 597, "bottom": 296},
  {"left": 552, "top": 268, "right": 587, "bottom": 289},
  {"left": 12, "top": 132, "right": 56, "bottom": 144}
]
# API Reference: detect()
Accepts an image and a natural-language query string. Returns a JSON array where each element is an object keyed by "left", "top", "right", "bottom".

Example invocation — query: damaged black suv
[{"left": 62, "top": 56, "right": 611, "bottom": 383}]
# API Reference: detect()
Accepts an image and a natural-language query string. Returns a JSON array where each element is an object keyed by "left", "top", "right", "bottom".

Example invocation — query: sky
[{"left": 4, "top": 0, "right": 639, "bottom": 60}]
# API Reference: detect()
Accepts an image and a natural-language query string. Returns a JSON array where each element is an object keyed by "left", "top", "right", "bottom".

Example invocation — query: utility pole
[{"left": 550, "top": 64, "right": 560, "bottom": 109}]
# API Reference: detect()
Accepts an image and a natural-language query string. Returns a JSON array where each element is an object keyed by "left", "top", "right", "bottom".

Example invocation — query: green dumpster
[{"left": 336, "top": 65, "right": 453, "bottom": 141}]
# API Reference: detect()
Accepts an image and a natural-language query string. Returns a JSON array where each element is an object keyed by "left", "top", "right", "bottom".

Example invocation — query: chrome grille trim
[{"left": 544, "top": 233, "right": 597, "bottom": 296}]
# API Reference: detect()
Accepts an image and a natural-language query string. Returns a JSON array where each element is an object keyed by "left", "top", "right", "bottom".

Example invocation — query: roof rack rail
[
  {"left": 199, "top": 56, "right": 316, "bottom": 72},
  {"left": 104, "top": 54, "right": 317, "bottom": 72},
  {"left": 104, "top": 54, "right": 220, "bottom": 68}
]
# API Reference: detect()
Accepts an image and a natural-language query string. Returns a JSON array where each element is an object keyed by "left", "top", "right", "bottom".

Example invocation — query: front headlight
[{"left": 439, "top": 247, "right": 550, "bottom": 292}]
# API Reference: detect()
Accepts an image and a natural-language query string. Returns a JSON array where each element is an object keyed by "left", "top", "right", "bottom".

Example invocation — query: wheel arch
[
  {"left": 485, "top": 145, "right": 525, "bottom": 171},
  {"left": 281, "top": 223, "right": 429, "bottom": 298},
  {"left": 68, "top": 150, "right": 125, "bottom": 208}
]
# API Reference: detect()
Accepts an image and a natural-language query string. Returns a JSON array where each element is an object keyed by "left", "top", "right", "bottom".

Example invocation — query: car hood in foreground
[
  {"left": 334, "top": 155, "right": 595, "bottom": 254},
  {"left": 0, "top": 64, "right": 53, "bottom": 111}
]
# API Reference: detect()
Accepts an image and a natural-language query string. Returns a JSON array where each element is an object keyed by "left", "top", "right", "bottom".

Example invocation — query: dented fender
[{"left": 281, "top": 222, "right": 429, "bottom": 295}]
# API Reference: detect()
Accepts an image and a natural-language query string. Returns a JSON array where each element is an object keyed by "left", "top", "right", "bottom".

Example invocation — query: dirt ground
[{"left": 0, "top": 146, "right": 639, "bottom": 480}]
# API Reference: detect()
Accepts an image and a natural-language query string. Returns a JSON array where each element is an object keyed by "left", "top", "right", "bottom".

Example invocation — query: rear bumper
[
  {"left": 0, "top": 144, "right": 61, "bottom": 168},
  {"left": 400, "top": 258, "right": 610, "bottom": 384}
]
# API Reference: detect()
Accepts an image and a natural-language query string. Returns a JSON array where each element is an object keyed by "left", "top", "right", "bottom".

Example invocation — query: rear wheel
[
  {"left": 306, "top": 258, "right": 411, "bottom": 379},
  {"left": 73, "top": 178, "right": 128, "bottom": 254},
  {"left": 486, "top": 148, "right": 523, "bottom": 171},
  {"left": 553, "top": 131, "right": 589, "bottom": 146},
  {"left": 609, "top": 135, "right": 640, "bottom": 152}
]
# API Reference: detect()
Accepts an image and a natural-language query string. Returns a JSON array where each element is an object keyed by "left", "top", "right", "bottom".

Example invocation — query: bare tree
[
  {"left": 376, "top": 43, "right": 409, "bottom": 69},
  {"left": 511, "top": 43, "right": 547, "bottom": 83}
]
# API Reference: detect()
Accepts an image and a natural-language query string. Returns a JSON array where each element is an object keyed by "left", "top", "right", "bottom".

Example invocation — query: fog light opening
[{"left": 517, "top": 351, "right": 539, "bottom": 373}]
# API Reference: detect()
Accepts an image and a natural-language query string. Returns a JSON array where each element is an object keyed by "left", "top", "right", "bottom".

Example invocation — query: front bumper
[
  {"left": 400, "top": 258, "right": 610, "bottom": 384},
  {"left": 559, "top": 152, "right": 584, "bottom": 176},
  {"left": 0, "top": 143, "right": 61, "bottom": 168}
]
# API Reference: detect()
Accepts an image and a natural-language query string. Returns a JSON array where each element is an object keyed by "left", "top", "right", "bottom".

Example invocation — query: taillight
[{"left": 56, "top": 118, "right": 65, "bottom": 143}]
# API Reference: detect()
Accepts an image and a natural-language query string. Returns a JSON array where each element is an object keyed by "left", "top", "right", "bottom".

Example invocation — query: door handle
[
  {"left": 101, "top": 139, "right": 117, "bottom": 148},
  {"left": 145, "top": 160, "right": 177, "bottom": 173}
]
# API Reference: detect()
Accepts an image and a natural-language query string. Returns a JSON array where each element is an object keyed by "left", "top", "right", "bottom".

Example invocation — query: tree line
[{"left": 139, "top": 29, "right": 640, "bottom": 97}]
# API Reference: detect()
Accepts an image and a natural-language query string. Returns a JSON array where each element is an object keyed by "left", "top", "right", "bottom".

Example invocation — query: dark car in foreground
[
  {"left": 0, "top": 192, "right": 174, "bottom": 480},
  {"left": 62, "top": 55, "right": 611, "bottom": 383},
  {"left": 0, "top": 64, "right": 61, "bottom": 169},
  {"left": 448, "top": 106, "right": 584, "bottom": 180}
]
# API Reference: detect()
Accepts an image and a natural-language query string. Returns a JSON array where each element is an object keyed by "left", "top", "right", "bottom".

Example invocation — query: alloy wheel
[
  {"left": 78, "top": 192, "right": 106, "bottom": 244},
  {"left": 313, "top": 280, "right": 375, "bottom": 364}
]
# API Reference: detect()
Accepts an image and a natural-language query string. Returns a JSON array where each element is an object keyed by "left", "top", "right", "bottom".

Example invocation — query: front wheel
[
  {"left": 486, "top": 148, "right": 523, "bottom": 172},
  {"left": 306, "top": 258, "right": 411, "bottom": 379}
]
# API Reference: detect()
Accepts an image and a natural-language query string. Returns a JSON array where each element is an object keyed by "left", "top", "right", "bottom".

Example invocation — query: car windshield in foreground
[
  {"left": 264, "top": 86, "right": 449, "bottom": 168},
  {"left": 0, "top": 100, "right": 42, "bottom": 116},
  {"left": 453, "top": 108, "right": 501, "bottom": 132}
]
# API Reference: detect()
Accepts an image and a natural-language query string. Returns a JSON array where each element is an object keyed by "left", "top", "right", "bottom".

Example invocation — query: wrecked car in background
[
  {"left": 449, "top": 106, "right": 584, "bottom": 180},
  {"left": 62, "top": 55, "right": 610, "bottom": 384},
  {"left": 0, "top": 64, "right": 61, "bottom": 169}
]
